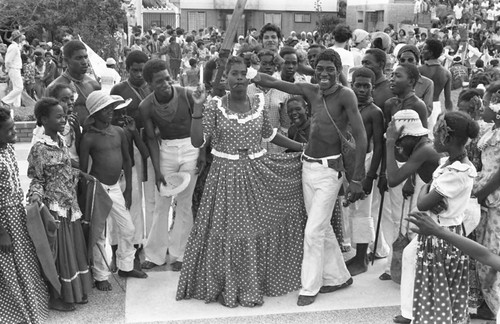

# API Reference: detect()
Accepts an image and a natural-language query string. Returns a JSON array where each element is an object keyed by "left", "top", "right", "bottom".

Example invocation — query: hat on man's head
[
  {"left": 238, "top": 35, "right": 244, "bottom": 40},
  {"left": 393, "top": 109, "right": 428, "bottom": 138},
  {"left": 9, "top": 30, "right": 22, "bottom": 42},
  {"left": 398, "top": 44, "right": 420, "bottom": 61},
  {"left": 106, "top": 57, "right": 117, "bottom": 65},
  {"left": 352, "top": 29, "right": 369, "bottom": 44},
  {"left": 86, "top": 91, "right": 131, "bottom": 117}
]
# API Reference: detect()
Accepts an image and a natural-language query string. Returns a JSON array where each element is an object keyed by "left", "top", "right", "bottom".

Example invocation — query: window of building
[
  {"left": 264, "top": 13, "right": 282, "bottom": 29},
  {"left": 294, "top": 13, "right": 311, "bottom": 23},
  {"left": 187, "top": 11, "right": 206, "bottom": 33}
]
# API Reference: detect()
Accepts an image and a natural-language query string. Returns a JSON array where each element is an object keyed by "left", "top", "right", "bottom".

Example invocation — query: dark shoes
[
  {"left": 379, "top": 273, "right": 392, "bottom": 281},
  {"left": 141, "top": 261, "right": 163, "bottom": 270},
  {"left": 393, "top": 315, "right": 411, "bottom": 324},
  {"left": 298, "top": 278, "right": 353, "bottom": 306},
  {"left": 118, "top": 269, "right": 148, "bottom": 279},
  {"left": 297, "top": 294, "right": 317, "bottom": 306},
  {"left": 319, "top": 277, "right": 353, "bottom": 293},
  {"left": 171, "top": 261, "right": 182, "bottom": 272}
]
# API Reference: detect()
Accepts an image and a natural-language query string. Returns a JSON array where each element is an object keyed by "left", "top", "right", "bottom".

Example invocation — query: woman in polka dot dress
[
  {"left": 0, "top": 107, "right": 49, "bottom": 324},
  {"left": 411, "top": 112, "right": 479, "bottom": 324},
  {"left": 177, "top": 56, "right": 307, "bottom": 307}
]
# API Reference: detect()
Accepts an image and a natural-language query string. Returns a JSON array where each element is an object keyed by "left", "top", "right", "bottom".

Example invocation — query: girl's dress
[
  {"left": 28, "top": 134, "right": 91, "bottom": 303},
  {"left": 412, "top": 158, "right": 476, "bottom": 324},
  {"left": 0, "top": 144, "right": 49, "bottom": 324},
  {"left": 475, "top": 124, "right": 500, "bottom": 315},
  {"left": 176, "top": 93, "right": 306, "bottom": 307}
]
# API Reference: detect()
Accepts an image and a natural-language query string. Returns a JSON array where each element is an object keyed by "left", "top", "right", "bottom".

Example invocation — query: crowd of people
[{"left": 3, "top": 3, "right": 500, "bottom": 323}]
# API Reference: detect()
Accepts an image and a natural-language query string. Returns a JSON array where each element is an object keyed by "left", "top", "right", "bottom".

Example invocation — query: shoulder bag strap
[{"left": 322, "top": 97, "right": 349, "bottom": 144}]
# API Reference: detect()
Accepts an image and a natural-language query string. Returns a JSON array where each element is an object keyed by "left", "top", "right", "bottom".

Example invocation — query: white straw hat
[
  {"left": 393, "top": 109, "right": 428, "bottom": 138},
  {"left": 159, "top": 172, "right": 191, "bottom": 197}
]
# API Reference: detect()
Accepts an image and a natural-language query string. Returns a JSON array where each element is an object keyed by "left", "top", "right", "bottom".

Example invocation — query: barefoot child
[
  {"left": 109, "top": 104, "right": 150, "bottom": 271},
  {"left": 79, "top": 91, "right": 147, "bottom": 291},
  {"left": 28, "top": 98, "right": 92, "bottom": 310}
]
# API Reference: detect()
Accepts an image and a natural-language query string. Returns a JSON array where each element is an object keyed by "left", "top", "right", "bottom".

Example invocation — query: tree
[
  {"left": 314, "top": 0, "right": 342, "bottom": 37},
  {"left": 0, "top": 0, "right": 126, "bottom": 59}
]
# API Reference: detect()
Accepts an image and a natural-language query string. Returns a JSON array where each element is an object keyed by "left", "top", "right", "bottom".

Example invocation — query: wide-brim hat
[
  {"left": 86, "top": 91, "right": 130, "bottom": 116},
  {"left": 393, "top": 109, "right": 428, "bottom": 138},
  {"left": 8, "top": 30, "right": 22, "bottom": 42},
  {"left": 159, "top": 172, "right": 191, "bottom": 197},
  {"left": 352, "top": 29, "right": 369, "bottom": 44}
]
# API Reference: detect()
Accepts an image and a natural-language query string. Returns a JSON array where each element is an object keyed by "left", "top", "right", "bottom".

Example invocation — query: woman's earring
[{"left": 496, "top": 114, "right": 500, "bottom": 120}]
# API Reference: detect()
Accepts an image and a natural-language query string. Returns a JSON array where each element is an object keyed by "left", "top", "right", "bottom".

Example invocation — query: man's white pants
[
  {"left": 300, "top": 161, "right": 351, "bottom": 296},
  {"left": 111, "top": 154, "right": 144, "bottom": 246},
  {"left": 144, "top": 138, "right": 198, "bottom": 265},
  {"left": 343, "top": 152, "right": 375, "bottom": 245},
  {"left": 93, "top": 182, "right": 136, "bottom": 281},
  {"left": 2, "top": 68, "right": 22, "bottom": 107}
]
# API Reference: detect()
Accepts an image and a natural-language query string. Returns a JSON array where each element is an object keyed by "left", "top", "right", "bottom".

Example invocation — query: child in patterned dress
[
  {"left": 28, "top": 98, "right": 92, "bottom": 311},
  {"left": 410, "top": 111, "right": 479, "bottom": 324}
]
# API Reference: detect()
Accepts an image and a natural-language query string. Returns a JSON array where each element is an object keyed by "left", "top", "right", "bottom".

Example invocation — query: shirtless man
[
  {"left": 79, "top": 91, "right": 147, "bottom": 291},
  {"left": 384, "top": 63, "right": 428, "bottom": 128},
  {"left": 140, "top": 59, "right": 203, "bottom": 272},
  {"left": 396, "top": 45, "right": 434, "bottom": 117},
  {"left": 251, "top": 49, "right": 367, "bottom": 306},
  {"left": 362, "top": 48, "right": 393, "bottom": 111},
  {"left": 110, "top": 51, "right": 154, "bottom": 266},
  {"left": 419, "top": 39, "right": 452, "bottom": 133},
  {"left": 47, "top": 40, "right": 101, "bottom": 124},
  {"left": 344, "top": 67, "right": 385, "bottom": 276}
]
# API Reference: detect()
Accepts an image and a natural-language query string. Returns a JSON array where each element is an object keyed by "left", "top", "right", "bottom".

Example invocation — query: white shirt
[
  {"left": 99, "top": 67, "right": 121, "bottom": 94},
  {"left": 454, "top": 5, "right": 463, "bottom": 19},
  {"left": 330, "top": 46, "right": 354, "bottom": 81},
  {"left": 5, "top": 42, "right": 21, "bottom": 70}
]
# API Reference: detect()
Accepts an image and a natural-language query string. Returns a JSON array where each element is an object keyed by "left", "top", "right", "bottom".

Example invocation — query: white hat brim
[{"left": 159, "top": 172, "right": 191, "bottom": 197}]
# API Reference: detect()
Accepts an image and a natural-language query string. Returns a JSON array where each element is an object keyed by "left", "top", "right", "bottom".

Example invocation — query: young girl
[
  {"left": 28, "top": 98, "right": 92, "bottom": 311},
  {"left": 412, "top": 111, "right": 479, "bottom": 323},
  {"left": 32, "top": 84, "right": 81, "bottom": 168}
]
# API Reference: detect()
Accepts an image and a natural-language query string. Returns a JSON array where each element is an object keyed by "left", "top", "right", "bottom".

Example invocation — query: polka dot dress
[
  {"left": 0, "top": 144, "right": 49, "bottom": 324},
  {"left": 176, "top": 94, "right": 307, "bottom": 307},
  {"left": 412, "top": 227, "right": 469, "bottom": 324}
]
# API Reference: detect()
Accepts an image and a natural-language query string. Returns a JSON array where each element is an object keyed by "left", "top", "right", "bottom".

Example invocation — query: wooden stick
[{"left": 212, "top": 0, "right": 248, "bottom": 89}]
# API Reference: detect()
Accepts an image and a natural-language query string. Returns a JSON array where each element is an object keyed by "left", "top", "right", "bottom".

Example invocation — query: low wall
[{"left": 15, "top": 121, "right": 36, "bottom": 143}]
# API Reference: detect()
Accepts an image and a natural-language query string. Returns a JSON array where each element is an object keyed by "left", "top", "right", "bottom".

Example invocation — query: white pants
[
  {"left": 111, "top": 156, "right": 144, "bottom": 246},
  {"left": 2, "top": 68, "right": 22, "bottom": 107},
  {"left": 300, "top": 161, "right": 351, "bottom": 296},
  {"left": 93, "top": 182, "right": 136, "bottom": 281},
  {"left": 142, "top": 156, "right": 158, "bottom": 237},
  {"left": 401, "top": 236, "right": 419, "bottom": 319},
  {"left": 343, "top": 152, "right": 375, "bottom": 245},
  {"left": 383, "top": 173, "right": 424, "bottom": 274},
  {"left": 144, "top": 137, "right": 198, "bottom": 265}
]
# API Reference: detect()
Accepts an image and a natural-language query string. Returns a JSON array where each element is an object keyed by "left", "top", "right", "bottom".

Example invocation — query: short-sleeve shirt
[{"left": 430, "top": 158, "right": 477, "bottom": 226}]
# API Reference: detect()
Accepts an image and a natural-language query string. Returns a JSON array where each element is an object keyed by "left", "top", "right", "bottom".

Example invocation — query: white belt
[{"left": 212, "top": 148, "right": 266, "bottom": 160}]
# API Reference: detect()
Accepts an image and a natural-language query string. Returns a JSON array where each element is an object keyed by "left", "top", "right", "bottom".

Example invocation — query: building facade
[
  {"left": 346, "top": 0, "right": 431, "bottom": 32},
  {"left": 179, "top": 0, "right": 339, "bottom": 38}
]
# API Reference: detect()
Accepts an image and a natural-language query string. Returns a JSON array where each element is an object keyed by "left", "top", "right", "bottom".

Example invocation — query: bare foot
[
  {"left": 95, "top": 280, "right": 112, "bottom": 291},
  {"left": 49, "top": 298, "right": 76, "bottom": 311}
]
